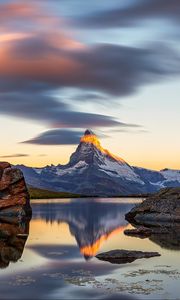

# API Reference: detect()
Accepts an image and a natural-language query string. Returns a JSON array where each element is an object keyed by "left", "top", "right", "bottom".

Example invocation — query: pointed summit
[
  {"left": 80, "top": 129, "right": 101, "bottom": 149},
  {"left": 84, "top": 129, "right": 95, "bottom": 136},
  {"left": 68, "top": 128, "right": 128, "bottom": 168},
  {"left": 79, "top": 129, "right": 126, "bottom": 164}
]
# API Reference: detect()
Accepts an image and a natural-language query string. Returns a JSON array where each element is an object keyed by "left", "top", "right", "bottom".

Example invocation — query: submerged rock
[
  {"left": 0, "top": 162, "right": 31, "bottom": 218},
  {"left": 96, "top": 250, "right": 160, "bottom": 264},
  {"left": 125, "top": 188, "right": 180, "bottom": 226},
  {"left": 124, "top": 227, "right": 154, "bottom": 238},
  {"left": 124, "top": 226, "right": 169, "bottom": 239}
]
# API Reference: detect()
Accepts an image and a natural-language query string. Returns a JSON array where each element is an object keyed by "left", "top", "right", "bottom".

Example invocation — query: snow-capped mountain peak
[
  {"left": 71, "top": 129, "right": 127, "bottom": 165},
  {"left": 66, "top": 129, "right": 144, "bottom": 185},
  {"left": 16, "top": 129, "right": 180, "bottom": 196}
]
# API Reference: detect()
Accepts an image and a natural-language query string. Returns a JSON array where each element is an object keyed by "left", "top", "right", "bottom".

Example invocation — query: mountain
[{"left": 16, "top": 129, "right": 180, "bottom": 196}]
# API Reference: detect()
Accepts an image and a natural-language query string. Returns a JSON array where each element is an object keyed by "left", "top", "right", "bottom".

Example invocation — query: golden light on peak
[
  {"left": 80, "top": 132, "right": 125, "bottom": 163},
  {"left": 80, "top": 134, "right": 101, "bottom": 149}
]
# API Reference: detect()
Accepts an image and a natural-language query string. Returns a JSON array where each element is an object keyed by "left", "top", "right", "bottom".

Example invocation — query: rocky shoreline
[
  {"left": 97, "top": 188, "right": 180, "bottom": 264},
  {"left": 125, "top": 187, "right": 180, "bottom": 226}
]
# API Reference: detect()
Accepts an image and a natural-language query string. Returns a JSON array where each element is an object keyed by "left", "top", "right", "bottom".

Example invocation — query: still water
[{"left": 0, "top": 198, "right": 179, "bottom": 300}]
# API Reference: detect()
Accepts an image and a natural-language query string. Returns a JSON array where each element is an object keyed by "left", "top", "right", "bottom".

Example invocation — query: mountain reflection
[
  {"left": 0, "top": 217, "right": 30, "bottom": 269},
  {"left": 32, "top": 199, "right": 135, "bottom": 259}
]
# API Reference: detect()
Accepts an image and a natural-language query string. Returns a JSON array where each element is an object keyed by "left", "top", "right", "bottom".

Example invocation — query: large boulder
[
  {"left": 0, "top": 162, "right": 31, "bottom": 218},
  {"left": 125, "top": 187, "right": 180, "bottom": 226}
]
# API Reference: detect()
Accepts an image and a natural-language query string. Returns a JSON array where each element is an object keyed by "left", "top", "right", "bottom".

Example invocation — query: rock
[
  {"left": 124, "top": 226, "right": 169, "bottom": 238},
  {"left": 124, "top": 227, "right": 153, "bottom": 238},
  {"left": 96, "top": 250, "right": 160, "bottom": 264},
  {"left": 125, "top": 187, "right": 180, "bottom": 226},
  {"left": 0, "top": 162, "right": 31, "bottom": 218},
  {"left": 0, "top": 218, "right": 30, "bottom": 269}
]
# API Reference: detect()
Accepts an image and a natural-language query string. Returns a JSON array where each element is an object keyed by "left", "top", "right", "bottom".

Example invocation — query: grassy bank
[{"left": 28, "top": 186, "right": 81, "bottom": 199}]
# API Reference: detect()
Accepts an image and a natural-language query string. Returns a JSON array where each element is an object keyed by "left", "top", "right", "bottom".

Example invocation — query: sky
[{"left": 0, "top": 0, "right": 180, "bottom": 170}]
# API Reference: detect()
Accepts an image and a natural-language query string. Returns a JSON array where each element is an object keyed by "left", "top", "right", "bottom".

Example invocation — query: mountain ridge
[{"left": 15, "top": 129, "right": 180, "bottom": 196}]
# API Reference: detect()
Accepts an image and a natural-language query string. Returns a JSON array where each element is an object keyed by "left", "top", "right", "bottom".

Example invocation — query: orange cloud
[
  {"left": 0, "top": 2, "right": 38, "bottom": 22},
  {"left": 0, "top": 33, "right": 32, "bottom": 43}
]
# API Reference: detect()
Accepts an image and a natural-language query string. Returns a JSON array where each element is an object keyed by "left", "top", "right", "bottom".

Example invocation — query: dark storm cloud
[
  {"left": 0, "top": 153, "right": 29, "bottom": 158},
  {"left": 75, "top": 0, "right": 180, "bottom": 28}
]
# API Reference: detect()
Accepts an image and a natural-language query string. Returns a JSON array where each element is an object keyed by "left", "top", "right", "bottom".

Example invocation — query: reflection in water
[
  {"left": 149, "top": 226, "right": 180, "bottom": 250},
  {"left": 0, "top": 217, "right": 30, "bottom": 269},
  {"left": 32, "top": 199, "right": 135, "bottom": 259},
  {"left": 0, "top": 198, "right": 180, "bottom": 300},
  {"left": 126, "top": 222, "right": 180, "bottom": 250}
]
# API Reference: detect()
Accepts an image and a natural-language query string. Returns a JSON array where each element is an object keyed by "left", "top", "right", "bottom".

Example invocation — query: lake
[{"left": 0, "top": 198, "right": 179, "bottom": 299}]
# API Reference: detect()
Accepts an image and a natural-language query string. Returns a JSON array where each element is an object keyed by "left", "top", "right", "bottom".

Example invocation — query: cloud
[
  {"left": 0, "top": 92, "right": 123, "bottom": 128},
  {"left": 0, "top": 153, "right": 29, "bottom": 158},
  {"left": 22, "top": 125, "right": 141, "bottom": 145},
  {"left": 75, "top": 0, "right": 180, "bottom": 28},
  {"left": 22, "top": 129, "right": 84, "bottom": 145},
  {"left": 0, "top": 1, "right": 62, "bottom": 31},
  {"left": 1, "top": 37, "right": 179, "bottom": 97},
  {"left": 0, "top": 0, "right": 180, "bottom": 141}
]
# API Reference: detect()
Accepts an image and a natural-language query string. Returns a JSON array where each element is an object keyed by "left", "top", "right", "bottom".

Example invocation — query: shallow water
[{"left": 0, "top": 198, "right": 179, "bottom": 299}]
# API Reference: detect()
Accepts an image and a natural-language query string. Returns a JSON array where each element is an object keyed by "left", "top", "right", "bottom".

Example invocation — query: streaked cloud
[
  {"left": 0, "top": 0, "right": 180, "bottom": 146},
  {"left": 1, "top": 37, "right": 179, "bottom": 96},
  {"left": 22, "top": 129, "right": 84, "bottom": 145},
  {"left": 22, "top": 121, "right": 142, "bottom": 145},
  {"left": 0, "top": 92, "right": 123, "bottom": 128},
  {"left": 75, "top": 0, "right": 180, "bottom": 28},
  {"left": 0, "top": 153, "right": 29, "bottom": 158}
]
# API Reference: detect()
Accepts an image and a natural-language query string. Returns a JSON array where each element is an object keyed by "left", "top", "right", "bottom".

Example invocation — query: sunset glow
[
  {"left": 81, "top": 133, "right": 126, "bottom": 163},
  {"left": 0, "top": 0, "right": 179, "bottom": 170},
  {"left": 80, "top": 225, "right": 127, "bottom": 258}
]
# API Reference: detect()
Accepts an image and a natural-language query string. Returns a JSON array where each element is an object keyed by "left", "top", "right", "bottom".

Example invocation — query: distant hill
[{"left": 28, "top": 186, "right": 81, "bottom": 199}]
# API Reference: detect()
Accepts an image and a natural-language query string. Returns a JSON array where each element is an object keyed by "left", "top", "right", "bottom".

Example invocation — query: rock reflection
[
  {"left": 0, "top": 217, "right": 30, "bottom": 269},
  {"left": 149, "top": 226, "right": 180, "bottom": 250},
  {"left": 125, "top": 223, "right": 180, "bottom": 250}
]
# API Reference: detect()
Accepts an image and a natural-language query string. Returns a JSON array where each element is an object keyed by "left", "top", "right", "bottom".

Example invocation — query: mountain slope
[{"left": 16, "top": 129, "right": 180, "bottom": 196}]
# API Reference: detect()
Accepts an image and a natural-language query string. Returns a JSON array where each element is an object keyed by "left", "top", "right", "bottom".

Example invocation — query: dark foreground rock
[
  {"left": 125, "top": 188, "right": 180, "bottom": 226},
  {"left": 96, "top": 250, "right": 160, "bottom": 264},
  {"left": 0, "top": 162, "right": 31, "bottom": 218}
]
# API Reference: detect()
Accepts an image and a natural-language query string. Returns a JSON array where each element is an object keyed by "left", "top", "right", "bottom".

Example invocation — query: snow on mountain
[
  {"left": 68, "top": 129, "right": 144, "bottom": 184},
  {"left": 16, "top": 129, "right": 180, "bottom": 196},
  {"left": 160, "top": 169, "right": 180, "bottom": 183},
  {"left": 55, "top": 161, "right": 88, "bottom": 176},
  {"left": 98, "top": 158, "right": 144, "bottom": 184},
  {"left": 32, "top": 130, "right": 143, "bottom": 184}
]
